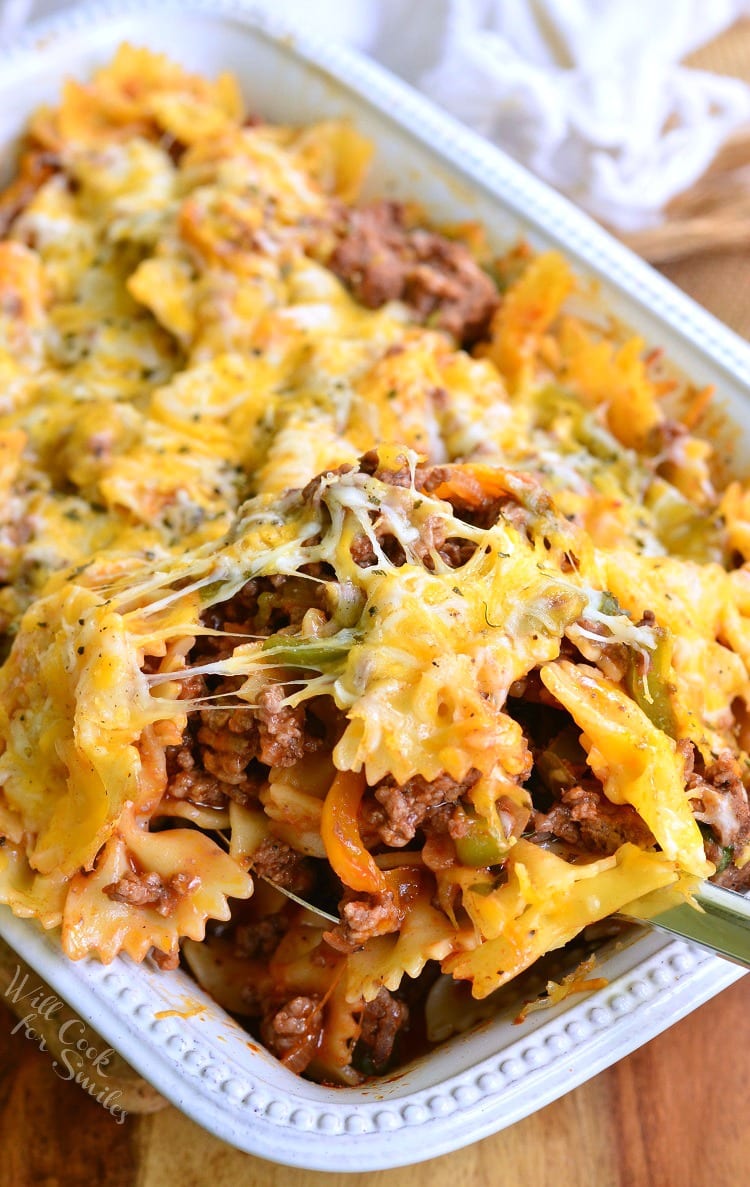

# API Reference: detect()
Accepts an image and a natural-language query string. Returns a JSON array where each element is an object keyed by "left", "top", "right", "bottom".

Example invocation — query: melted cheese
[{"left": 0, "top": 46, "right": 747, "bottom": 997}]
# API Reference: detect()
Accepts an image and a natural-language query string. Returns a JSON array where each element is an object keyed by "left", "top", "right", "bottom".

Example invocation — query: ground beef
[
  {"left": 159, "top": 568, "right": 332, "bottom": 813},
  {"left": 171, "top": 757, "right": 264, "bottom": 808},
  {"left": 256, "top": 684, "right": 309, "bottom": 767},
  {"left": 349, "top": 510, "right": 416, "bottom": 570},
  {"left": 197, "top": 584, "right": 261, "bottom": 660},
  {"left": 104, "top": 869, "right": 199, "bottom": 916},
  {"left": 648, "top": 418, "right": 688, "bottom": 459},
  {"left": 199, "top": 576, "right": 327, "bottom": 651},
  {"left": 164, "top": 676, "right": 320, "bottom": 808},
  {"left": 251, "top": 835, "right": 314, "bottom": 896},
  {"left": 358, "top": 448, "right": 413, "bottom": 488},
  {"left": 166, "top": 719, "right": 265, "bottom": 807},
  {"left": 378, "top": 532, "right": 408, "bottom": 567},
  {"left": 421, "top": 831, "right": 460, "bottom": 872},
  {"left": 325, "top": 888, "right": 402, "bottom": 952},
  {"left": 346, "top": 458, "right": 477, "bottom": 570},
  {"left": 150, "top": 948, "right": 180, "bottom": 970},
  {"left": 197, "top": 720, "right": 259, "bottom": 784},
  {"left": 341, "top": 455, "right": 500, "bottom": 571},
  {"left": 234, "top": 914, "right": 287, "bottom": 960},
  {"left": 330, "top": 202, "right": 405, "bottom": 306},
  {"left": 261, "top": 995, "right": 323, "bottom": 1074},
  {"left": 412, "top": 463, "right": 460, "bottom": 497},
  {"left": 167, "top": 767, "right": 232, "bottom": 808},
  {"left": 300, "top": 463, "right": 356, "bottom": 509},
  {"left": 209, "top": 701, "right": 259, "bottom": 736},
  {"left": 348, "top": 522, "right": 405, "bottom": 570},
  {"left": 364, "top": 769, "right": 481, "bottom": 847},
  {"left": 349, "top": 531, "right": 377, "bottom": 568},
  {"left": 435, "top": 537, "right": 477, "bottom": 568},
  {"left": 534, "top": 783, "right": 655, "bottom": 855},
  {"left": 412, "top": 515, "right": 447, "bottom": 564},
  {"left": 176, "top": 671, "right": 211, "bottom": 701},
  {"left": 708, "top": 847, "right": 750, "bottom": 892},
  {"left": 165, "top": 668, "right": 252, "bottom": 806},
  {"left": 357, "top": 987, "right": 409, "bottom": 1071},
  {"left": 685, "top": 744, "right": 750, "bottom": 887},
  {"left": 687, "top": 749, "right": 750, "bottom": 850},
  {"left": 405, "top": 229, "right": 498, "bottom": 343},
  {"left": 329, "top": 201, "right": 498, "bottom": 346},
  {"left": 567, "top": 617, "right": 630, "bottom": 682}
]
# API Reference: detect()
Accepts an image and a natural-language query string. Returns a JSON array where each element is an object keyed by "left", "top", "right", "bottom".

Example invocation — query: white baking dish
[{"left": 0, "top": 0, "right": 748, "bottom": 1171}]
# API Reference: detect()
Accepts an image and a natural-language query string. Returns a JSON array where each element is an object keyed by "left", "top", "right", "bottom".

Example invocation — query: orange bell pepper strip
[
  {"left": 428, "top": 463, "right": 550, "bottom": 520},
  {"left": 428, "top": 463, "right": 513, "bottom": 511},
  {"left": 321, "top": 770, "right": 387, "bottom": 894}
]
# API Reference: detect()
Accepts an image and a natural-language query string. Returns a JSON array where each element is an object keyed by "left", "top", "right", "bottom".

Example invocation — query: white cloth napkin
[{"left": 2, "top": 0, "right": 750, "bottom": 230}]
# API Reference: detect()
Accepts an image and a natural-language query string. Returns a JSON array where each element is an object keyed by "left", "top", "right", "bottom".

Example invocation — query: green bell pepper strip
[
  {"left": 626, "top": 627, "right": 678, "bottom": 737},
  {"left": 454, "top": 813, "right": 508, "bottom": 868}
]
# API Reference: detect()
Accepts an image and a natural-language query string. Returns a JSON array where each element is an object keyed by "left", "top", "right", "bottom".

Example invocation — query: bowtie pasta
[{"left": 0, "top": 45, "right": 748, "bottom": 1083}]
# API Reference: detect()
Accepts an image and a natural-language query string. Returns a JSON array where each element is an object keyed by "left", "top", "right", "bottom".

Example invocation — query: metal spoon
[
  {"left": 622, "top": 881, "right": 750, "bottom": 969},
  {"left": 265, "top": 875, "right": 750, "bottom": 969}
]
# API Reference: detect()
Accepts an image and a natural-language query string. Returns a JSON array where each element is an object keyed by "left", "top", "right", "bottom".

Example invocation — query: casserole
[{"left": 0, "top": 0, "right": 747, "bottom": 1169}]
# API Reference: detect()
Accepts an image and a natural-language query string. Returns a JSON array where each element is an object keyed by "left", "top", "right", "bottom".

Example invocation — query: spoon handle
[{"left": 626, "top": 881, "right": 750, "bottom": 968}]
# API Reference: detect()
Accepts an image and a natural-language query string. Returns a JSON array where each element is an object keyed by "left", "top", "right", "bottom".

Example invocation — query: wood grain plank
[
  {"left": 606, "top": 978, "right": 750, "bottom": 1186},
  {"left": 660, "top": 250, "right": 750, "bottom": 340},
  {"left": 0, "top": 1002, "right": 139, "bottom": 1187}
]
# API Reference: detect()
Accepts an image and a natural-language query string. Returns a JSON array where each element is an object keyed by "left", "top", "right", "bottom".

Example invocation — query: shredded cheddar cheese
[{"left": 0, "top": 46, "right": 749, "bottom": 1082}]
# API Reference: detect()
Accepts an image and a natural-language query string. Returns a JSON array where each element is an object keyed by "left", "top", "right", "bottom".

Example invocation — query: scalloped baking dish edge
[{"left": 0, "top": 0, "right": 747, "bottom": 1171}]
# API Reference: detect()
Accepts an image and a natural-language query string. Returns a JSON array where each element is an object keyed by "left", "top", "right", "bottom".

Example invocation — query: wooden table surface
[{"left": 3, "top": 20, "right": 750, "bottom": 1187}]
